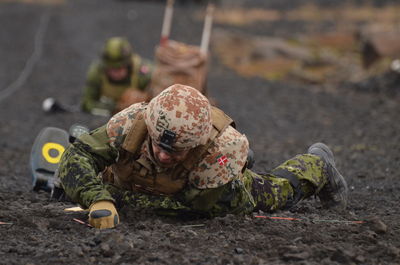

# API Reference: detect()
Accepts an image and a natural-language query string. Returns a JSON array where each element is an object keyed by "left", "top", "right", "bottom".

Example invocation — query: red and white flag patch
[{"left": 217, "top": 155, "right": 229, "bottom": 166}]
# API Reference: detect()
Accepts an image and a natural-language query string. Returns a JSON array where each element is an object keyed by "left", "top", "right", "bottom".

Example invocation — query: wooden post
[
  {"left": 200, "top": 3, "right": 215, "bottom": 55},
  {"left": 160, "top": 0, "right": 175, "bottom": 46}
]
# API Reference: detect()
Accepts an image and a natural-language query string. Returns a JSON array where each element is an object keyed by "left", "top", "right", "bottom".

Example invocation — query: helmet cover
[{"left": 144, "top": 84, "right": 212, "bottom": 151}]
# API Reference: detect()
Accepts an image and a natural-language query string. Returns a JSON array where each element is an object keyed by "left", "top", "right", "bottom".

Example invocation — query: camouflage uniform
[
  {"left": 60, "top": 85, "right": 331, "bottom": 217},
  {"left": 81, "top": 37, "right": 153, "bottom": 114}
]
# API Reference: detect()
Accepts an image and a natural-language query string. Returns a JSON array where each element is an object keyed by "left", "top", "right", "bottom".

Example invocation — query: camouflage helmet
[
  {"left": 102, "top": 37, "right": 133, "bottom": 68},
  {"left": 144, "top": 84, "right": 212, "bottom": 152}
]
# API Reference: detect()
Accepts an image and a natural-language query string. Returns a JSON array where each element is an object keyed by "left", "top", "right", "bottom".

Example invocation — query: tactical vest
[
  {"left": 106, "top": 106, "right": 234, "bottom": 196},
  {"left": 100, "top": 55, "right": 142, "bottom": 102}
]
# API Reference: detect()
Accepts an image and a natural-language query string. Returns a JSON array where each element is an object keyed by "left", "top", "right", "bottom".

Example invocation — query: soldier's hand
[{"left": 88, "top": 201, "right": 119, "bottom": 229}]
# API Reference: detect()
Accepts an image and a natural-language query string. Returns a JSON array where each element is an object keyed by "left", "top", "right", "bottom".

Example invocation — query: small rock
[
  {"left": 364, "top": 230, "right": 378, "bottom": 243},
  {"left": 355, "top": 255, "right": 365, "bottom": 263},
  {"left": 234, "top": 248, "right": 244, "bottom": 254},
  {"left": 368, "top": 216, "right": 388, "bottom": 234},
  {"left": 387, "top": 246, "right": 400, "bottom": 257},
  {"left": 100, "top": 243, "right": 114, "bottom": 257},
  {"left": 82, "top": 245, "right": 90, "bottom": 252},
  {"left": 101, "top": 243, "right": 110, "bottom": 252},
  {"left": 34, "top": 218, "right": 50, "bottom": 232},
  {"left": 186, "top": 229, "right": 198, "bottom": 237},
  {"left": 134, "top": 238, "right": 145, "bottom": 246},
  {"left": 108, "top": 232, "right": 125, "bottom": 243},
  {"left": 73, "top": 246, "right": 84, "bottom": 257}
]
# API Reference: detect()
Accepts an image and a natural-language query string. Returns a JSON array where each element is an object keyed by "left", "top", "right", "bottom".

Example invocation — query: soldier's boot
[{"left": 307, "top": 143, "right": 348, "bottom": 210}]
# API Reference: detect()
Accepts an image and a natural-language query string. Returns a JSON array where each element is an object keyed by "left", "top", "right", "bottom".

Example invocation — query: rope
[{"left": 0, "top": 13, "right": 50, "bottom": 102}]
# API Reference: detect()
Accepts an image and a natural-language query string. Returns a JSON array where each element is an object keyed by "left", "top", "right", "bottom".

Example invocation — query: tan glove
[{"left": 88, "top": 201, "right": 119, "bottom": 229}]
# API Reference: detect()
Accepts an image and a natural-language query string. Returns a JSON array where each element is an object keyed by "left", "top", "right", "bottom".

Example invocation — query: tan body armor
[
  {"left": 100, "top": 55, "right": 142, "bottom": 102},
  {"left": 104, "top": 107, "right": 234, "bottom": 196}
]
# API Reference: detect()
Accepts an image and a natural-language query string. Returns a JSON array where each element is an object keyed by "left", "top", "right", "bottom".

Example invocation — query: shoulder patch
[
  {"left": 188, "top": 126, "right": 249, "bottom": 189},
  {"left": 106, "top": 102, "right": 147, "bottom": 148}
]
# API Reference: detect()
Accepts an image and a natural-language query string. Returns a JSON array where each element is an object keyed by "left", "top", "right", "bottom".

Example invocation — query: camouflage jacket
[
  {"left": 81, "top": 54, "right": 153, "bottom": 114},
  {"left": 59, "top": 103, "right": 255, "bottom": 216}
]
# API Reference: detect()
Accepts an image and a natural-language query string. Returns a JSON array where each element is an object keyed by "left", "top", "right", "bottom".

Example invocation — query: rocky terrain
[{"left": 0, "top": 0, "right": 399, "bottom": 264}]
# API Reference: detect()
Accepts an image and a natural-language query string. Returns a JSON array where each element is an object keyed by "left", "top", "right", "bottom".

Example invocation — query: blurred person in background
[{"left": 81, "top": 37, "right": 153, "bottom": 116}]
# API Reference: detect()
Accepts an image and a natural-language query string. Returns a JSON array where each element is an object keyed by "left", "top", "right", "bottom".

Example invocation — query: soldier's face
[
  {"left": 151, "top": 143, "right": 190, "bottom": 168},
  {"left": 106, "top": 66, "right": 128, "bottom": 81}
]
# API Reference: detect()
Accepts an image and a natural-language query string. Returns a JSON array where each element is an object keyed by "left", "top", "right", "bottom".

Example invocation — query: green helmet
[{"left": 102, "top": 37, "right": 133, "bottom": 68}]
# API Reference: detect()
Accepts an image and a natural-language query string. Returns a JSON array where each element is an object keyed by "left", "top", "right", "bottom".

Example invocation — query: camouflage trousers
[
  {"left": 102, "top": 154, "right": 328, "bottom": 216},
  {"left": 246, "top": 153, "right": 328, "bottom": 212}
]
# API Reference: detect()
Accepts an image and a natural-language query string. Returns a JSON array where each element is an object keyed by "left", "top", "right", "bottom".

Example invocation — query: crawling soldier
[{"left": 58, "top": 84, "right": 348, "bottom": 229}]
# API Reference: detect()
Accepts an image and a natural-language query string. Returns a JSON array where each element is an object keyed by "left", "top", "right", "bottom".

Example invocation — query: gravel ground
[{"left": 0, "top": 0, "right": 399, "bottom": 264}]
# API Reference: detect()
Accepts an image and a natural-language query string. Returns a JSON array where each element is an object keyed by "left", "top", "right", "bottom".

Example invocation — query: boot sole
[{"left": 308, "top": 143, "right": 349, "bottom": 210}]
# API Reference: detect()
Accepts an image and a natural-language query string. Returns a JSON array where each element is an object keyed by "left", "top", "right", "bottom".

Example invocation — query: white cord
[{"left": 0, "top": 13, "right": 50, "bottom": 102}]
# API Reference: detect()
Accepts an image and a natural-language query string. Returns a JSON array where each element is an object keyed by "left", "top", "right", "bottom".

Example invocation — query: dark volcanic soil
[{"left": 0, "top": 0, "right": 399, "bottom": 264}]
